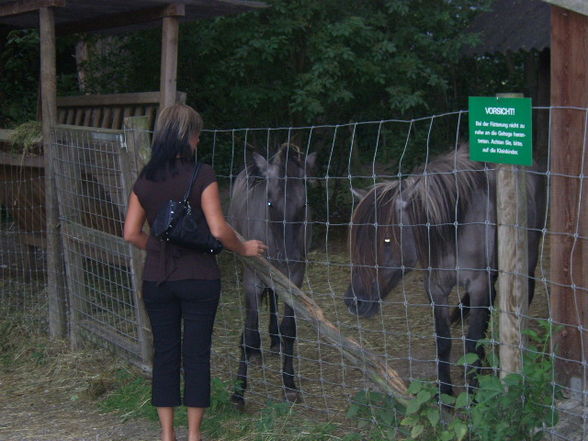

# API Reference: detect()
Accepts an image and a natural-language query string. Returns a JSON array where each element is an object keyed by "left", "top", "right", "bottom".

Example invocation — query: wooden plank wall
[
  {"left": 550, "top": 5, "right": 588, "bottom": 392},
  {"left": 56, "top": 91, "right": 186, "bottom": 130}
]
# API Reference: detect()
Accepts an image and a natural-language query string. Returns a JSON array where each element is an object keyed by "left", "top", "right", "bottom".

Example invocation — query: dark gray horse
[
  {"left": 344, "top": 145, "right": 546, "bottom": 395},
  {"left": 229, "top": 144, "right": 316, "bottom": 407}
]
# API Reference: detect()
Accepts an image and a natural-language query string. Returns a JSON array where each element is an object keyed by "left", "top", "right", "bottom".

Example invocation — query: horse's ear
[
  {"left": 252, "top": 152, "right": 268, "bottom": 172},
  {"left": 351, "top": 188, "right": 368, "bottom": 201}
]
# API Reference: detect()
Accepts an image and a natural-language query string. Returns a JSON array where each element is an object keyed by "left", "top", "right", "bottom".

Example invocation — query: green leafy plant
[
  {"left": 353, "top": 321, "right": 560, "bottom": 441},
  {"left": 400, "top": 378, "right": 471, "bottom": 441},
  {"left": 468, "top": 320, "right": 561, "bottom": 441},
  {"left": 345, "top": 389, "right": 405, "bottom": 440}
]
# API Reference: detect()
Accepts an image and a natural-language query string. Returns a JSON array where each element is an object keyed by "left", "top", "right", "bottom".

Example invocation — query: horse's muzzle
[{"left": 344, "top": 287, "right": 380, "bottom": 317}]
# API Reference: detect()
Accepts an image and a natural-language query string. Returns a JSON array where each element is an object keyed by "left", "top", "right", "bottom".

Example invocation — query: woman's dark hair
[{"left": 140, "top": 104, "right": 203, "bottom": 181}]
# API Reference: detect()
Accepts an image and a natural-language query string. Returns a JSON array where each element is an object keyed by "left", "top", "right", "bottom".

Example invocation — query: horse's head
[
  {"left": 249, "top": 144, "right": 317, "bottom": 260},
  {"left": 344, "top": 183, "right": 418, "bottom": 317},
  {"left": 252, "top": 144, "right": 317, "bottom": 223}
]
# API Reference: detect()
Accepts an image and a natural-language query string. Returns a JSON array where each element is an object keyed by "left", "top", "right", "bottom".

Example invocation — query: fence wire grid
[{"left": 0, "top": 107, "right": 586, "bottom": 440}]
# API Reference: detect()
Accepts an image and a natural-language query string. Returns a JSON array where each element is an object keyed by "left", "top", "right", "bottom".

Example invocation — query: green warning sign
[{"left": 469, "top": 96, "right": 533, "bottom": 165}]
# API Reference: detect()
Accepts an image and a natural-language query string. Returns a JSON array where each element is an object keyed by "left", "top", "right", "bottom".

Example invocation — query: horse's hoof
[
  {"left": 231, "top": 394, "right": 245, "bottom": 411},
  {"left": 283, "top": 388, "right": 302, "bottom": 403}
]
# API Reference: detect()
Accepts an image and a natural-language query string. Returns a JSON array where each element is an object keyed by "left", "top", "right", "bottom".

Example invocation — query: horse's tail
[{"left": 450, "top": 293, "right": 471, "bottom": 325}]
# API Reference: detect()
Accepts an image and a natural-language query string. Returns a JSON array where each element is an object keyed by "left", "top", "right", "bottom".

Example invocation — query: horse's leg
[
  {"left": 463, "top": 274, "right": 497, "bottom": 391},
  {"left": 428, "top": 278, "right": 454, "bottom": 396},
  {"left": 528, "top": 272, "right": 536, "bottom": 305},
  {"left": 231, "top": 286, "right": 261, "bottom": 408},
  {"left": 266, "top": 288, "right": 281, "bottom": 353},
  {"left": 280, "top": 303, "right": 301, "bottom": 402}
]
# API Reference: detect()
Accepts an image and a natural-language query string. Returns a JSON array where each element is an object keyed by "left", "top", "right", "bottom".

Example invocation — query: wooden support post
[
  {"left": 40, "top": 6, "right": 67, "bottom": 338},
  {"left": 122, "top": 116, "right": 152, "bottom": 367},
  {"left": 549, "top": 5, "right": 588, "bottom": 393},
  {"left": 496, "top": 93, "right": 529, "bottom": 378},
  {"left": 159, "top": 5, "right": 184, "bottom": 111}
]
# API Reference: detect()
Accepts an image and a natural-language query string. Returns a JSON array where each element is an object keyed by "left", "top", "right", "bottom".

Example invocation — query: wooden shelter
[{"left": 0, "top": 0, "right": 266, "bottom": 338}]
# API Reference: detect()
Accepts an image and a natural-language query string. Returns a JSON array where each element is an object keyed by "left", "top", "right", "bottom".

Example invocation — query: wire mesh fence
[
  {"left": 0, "top": 149, "right": 48, "bottom": 328},
  {"left": 0, "top": 107, "right": 586, "bottom": 439}
]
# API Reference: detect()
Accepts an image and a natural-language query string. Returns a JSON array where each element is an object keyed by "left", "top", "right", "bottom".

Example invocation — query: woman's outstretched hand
[{"left": 240, "top": 240, "right": 268, "bottom": 257}]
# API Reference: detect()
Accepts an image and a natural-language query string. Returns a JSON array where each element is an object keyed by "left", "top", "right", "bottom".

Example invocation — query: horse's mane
[
  {"left": 351, "top": 145, "right": 494, "bottom": 269},
  {"left": 403, "top": 146, "right": 493, "bottom": 265}
]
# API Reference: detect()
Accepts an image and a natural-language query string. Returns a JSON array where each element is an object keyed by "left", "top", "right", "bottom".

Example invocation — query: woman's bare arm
[
  {"left": 201, "top": 182, "right": 267, "bottom": 256},
  {"left": 123, "top": 192, "right": 149, "bottom": 250}
]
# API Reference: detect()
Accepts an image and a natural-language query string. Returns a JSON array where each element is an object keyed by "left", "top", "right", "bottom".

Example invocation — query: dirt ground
[
  {"left": 0, "top": 391, "right": 158, "bottom": 441},
  {"left": 0, "top": 345, "right": 161, "bottom": 441}
]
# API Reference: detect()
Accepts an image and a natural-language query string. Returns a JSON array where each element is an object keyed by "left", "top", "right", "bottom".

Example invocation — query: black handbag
[{"left": 151, "top": 162, "right": 223, "bottom": 255}]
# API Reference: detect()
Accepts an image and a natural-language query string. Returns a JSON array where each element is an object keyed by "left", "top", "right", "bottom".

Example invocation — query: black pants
[{"left": 142, "top": 279, "right": 221, "bottom": 408}]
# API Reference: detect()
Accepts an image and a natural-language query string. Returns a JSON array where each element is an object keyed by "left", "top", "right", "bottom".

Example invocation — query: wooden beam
[
  {"left": 159, "top": 13, "right": 179, "bottom": 110},
  {"left": 0, "top": 0, "right": 64, "bottom": 18},
  {"left": 0, "top": 151, "right": 44, "bottom": 168},
  {"left": 56, "top": 91, "right": 186, "bottom": 107},
  {"left": 56, "top": 4, "right": 185, "bottom": 35},
  {"left": 217, "top": 0, "right": 269, "bottom": 9},
  {"left": 40, "top": 6, "right": 68, "bottom": 339},
  {"left": 549, "top": 5, "right": 588, "bottom": 392}
]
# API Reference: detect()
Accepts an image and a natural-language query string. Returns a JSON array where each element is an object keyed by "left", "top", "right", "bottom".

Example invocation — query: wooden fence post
[
  {"left": 122, "top": 116, "right": 152, "bottom": 368},
  {"left": 496, "top": 93, "right": 529, "bottom": 378},
  {"left": 40, "top": 7, "right": 68, "bottom": 338}
]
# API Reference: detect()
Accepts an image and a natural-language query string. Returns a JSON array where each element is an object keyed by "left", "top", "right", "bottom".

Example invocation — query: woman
[{"left": 124, "top": 104, "right": 266, "bottom": 441}]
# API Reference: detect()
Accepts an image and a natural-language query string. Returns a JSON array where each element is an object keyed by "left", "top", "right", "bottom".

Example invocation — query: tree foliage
[
  {"left": 174, "top": 0, "right": 489, "bottom": 128},
  {"left": 1, "top": 0, "right": 530, "bottom": 132}
]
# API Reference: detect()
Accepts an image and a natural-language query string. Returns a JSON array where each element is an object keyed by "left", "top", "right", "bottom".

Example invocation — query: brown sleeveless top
[{"left": 133, "top": 161, "right": 221, "bottom": 283}]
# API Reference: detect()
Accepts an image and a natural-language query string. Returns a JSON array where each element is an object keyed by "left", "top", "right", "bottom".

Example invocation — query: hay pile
[{"left": 0, "top": 320, "right": 158, "bottom": 441}]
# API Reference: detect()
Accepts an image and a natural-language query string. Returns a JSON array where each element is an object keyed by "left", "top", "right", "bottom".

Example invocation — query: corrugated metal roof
[
  {"left": 543, "top": 0, "right": 588, "bottom": 16},
  {"left": 0, "top": 0, "right": 267, "bottom": 34},
  {"left": 466, "top": 0, "right": 550, "bottom": 55}
]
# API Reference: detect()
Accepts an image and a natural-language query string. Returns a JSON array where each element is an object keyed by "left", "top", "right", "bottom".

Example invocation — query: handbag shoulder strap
[{"left": 182, "top": 161, "right": 202, "bottom": 203}]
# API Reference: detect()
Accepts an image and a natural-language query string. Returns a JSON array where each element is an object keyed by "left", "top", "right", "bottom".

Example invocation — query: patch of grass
[
  {"left": 99, "top": 367, "right": 158, "bottom": 422},
  {"left": 99, "top": 372, "right": 347, "bottom": 441}
]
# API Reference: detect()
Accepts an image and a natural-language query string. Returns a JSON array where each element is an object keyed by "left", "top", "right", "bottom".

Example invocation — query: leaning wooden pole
[{"left": 233, "top": 234, "right": 410, "bottom": 403}]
